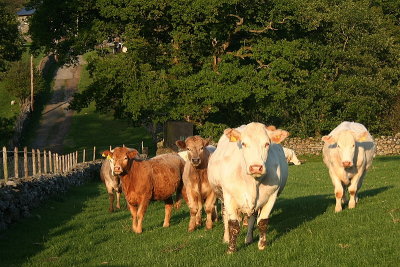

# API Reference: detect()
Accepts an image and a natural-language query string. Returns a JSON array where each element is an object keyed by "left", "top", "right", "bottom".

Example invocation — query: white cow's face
[
  {"left": 336, "top": 131, "right": 356, "bottom": 168},
  {"left": 225, "top": 123, "right": 289, "bottom": 178},
  {"left": 322, "top": 130, "right": 368, "bottom": 168}
]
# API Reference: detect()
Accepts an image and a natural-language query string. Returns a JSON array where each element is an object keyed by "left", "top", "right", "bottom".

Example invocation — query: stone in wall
[{"left": 0, "top": 161, "right": 101, "bottom": 231}]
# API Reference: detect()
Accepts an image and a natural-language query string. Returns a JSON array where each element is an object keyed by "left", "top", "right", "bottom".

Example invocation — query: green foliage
[
  {"left": 0, "top": 156, "right": 399, "bottom": 265},
  {"left": 30, "top": 0, "right": 400, "bottom": 137},
  {"left": 1, "top": 57, "right": 44, "bottom": 107},
  {"left": 0, "top": 1, "right": 24, "bottom": 71}
]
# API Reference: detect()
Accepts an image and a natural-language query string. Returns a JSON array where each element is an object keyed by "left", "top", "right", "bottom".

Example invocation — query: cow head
[
  {"left": 224, "top": 122, "right": 289, "bottom": 178},
  {"left": 322, "top": 130, "right": 368, "bottom": 168},
  {"left": 101, "top": 147, "right": 140, "bottom": 175},
  {"left": 176, "top": 136, "right": 210, "bottom": 167}
]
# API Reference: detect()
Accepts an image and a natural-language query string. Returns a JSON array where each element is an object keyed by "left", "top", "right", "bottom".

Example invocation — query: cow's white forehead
[
  {"left": 337, "top": 130, "right": 356, "bottom": 146},
  {"left": 240, "top": 123, "right": 269, "bottom": 143}
]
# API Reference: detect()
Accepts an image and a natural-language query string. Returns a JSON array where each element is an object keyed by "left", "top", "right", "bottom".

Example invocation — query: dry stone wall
[
  {"left": 282, "top": 134, "right": 400, "bottom": 156},
  {"left": 0, "top": 161, "right": 101, "bottom": 231}
]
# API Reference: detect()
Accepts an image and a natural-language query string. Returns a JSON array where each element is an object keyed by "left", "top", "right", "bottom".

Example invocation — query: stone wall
[
  {"left": 0, "top": 161, "right": 101, "bottom": 231},
  {"left": 282, "top": 134, "right": 400, "bottom": 156}
]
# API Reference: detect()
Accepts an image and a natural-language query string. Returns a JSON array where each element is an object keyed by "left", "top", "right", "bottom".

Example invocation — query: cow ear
[
  {"left": 127, "top": 149, "right": 139, "bottom": 159},
  {"left": 266, "top": 125, "right": 277, "bottom": 131},
  {"left": 224, "top": 128, "right": 241, "bottom": 142},
  {"left": 356, "top": 131, "right": 368, "bottom": 142},
  {"left": 269, "top": 129, "right": 289, "bottom": 144},
  {"left": 102, "top": 150, "right": 112, "bottom": 157},
  {"left": 322, "top": 135, "right": 336, "bottom": 144},
  {"left": 203, "top": 138, "right": 210, "bottom": 147},
  {"left": 176, "top": 140, "right": 186, "bottom": 149}
]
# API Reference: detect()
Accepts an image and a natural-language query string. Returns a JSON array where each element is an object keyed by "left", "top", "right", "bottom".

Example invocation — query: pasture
[{"left": 0, "top": 155, "right": 398, "bottom": 266}]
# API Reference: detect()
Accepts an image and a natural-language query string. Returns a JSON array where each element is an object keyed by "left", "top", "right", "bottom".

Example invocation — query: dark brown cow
[
  {"left": 176, "top": 136, "right": 217, "bottom": 232},
  {"left": 102, "top": 147, "right": 185, "bottom": 234}
]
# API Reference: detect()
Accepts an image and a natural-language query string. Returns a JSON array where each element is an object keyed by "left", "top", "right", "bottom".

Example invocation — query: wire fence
[{"left": 0, "top": 142, "right": 149, "bottom": 182}]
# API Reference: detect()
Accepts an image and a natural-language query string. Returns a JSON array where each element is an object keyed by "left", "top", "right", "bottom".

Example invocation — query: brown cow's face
[
  {"left": 176, "top": 136, "right": 209, "bottom": 167},
  {"left": 102, "top": 147, "right": 139, "bottom": 175}
]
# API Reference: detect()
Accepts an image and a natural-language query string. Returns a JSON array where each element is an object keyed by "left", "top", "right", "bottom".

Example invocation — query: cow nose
[
  {"left": 342, "top": 161, "right": 352, "bottom": 168},
  {"left": 249, "top": 164, "right": 263, "bottom": 174},
  {"left": 191, "top": 158, "right": 201, "bottom": 165},
  {"left": 114, "top": 166, "right": 122, "bottom": 173}
]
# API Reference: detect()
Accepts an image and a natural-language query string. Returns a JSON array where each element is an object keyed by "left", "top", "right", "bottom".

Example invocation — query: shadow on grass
[
  {"left": 0, "top": 181, "right": 102, "bottom": 266},
  {"left": 373, "top": 156, "right": 400, "bottom": 162},
  {"left": 263, "top": 186, "right": 392, "bottom": 245}
]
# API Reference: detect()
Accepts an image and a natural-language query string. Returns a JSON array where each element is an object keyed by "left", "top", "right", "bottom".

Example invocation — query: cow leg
[
  {"left": 348, "top": 172, "right": 365, "bottom": 209},
  {"left": 257, "top": 218, "right": 269, "bottom": 251},
  {"left": 222, "top": 203, "right": 229, "bottom": 243},
  {"left": 108, "top": 193, "right": 114, "bottom": 212},
  {"left": 163, "top": 197, "right": 174, "bottom": 227},
  {"left": 341, "top": 183, "right": 348, "bottom": 204},
  {"left": 195, "top": 194, "right": 203, "bottom": 227},
  {"left": 257, "top": 191, "right": 278, "bottom": 250},
  {"left": 224, "top": 194, "right": 240, "bottom": 253},
  {"left": 227, "top": 220, "right": 240, "bottom": 254},
  {"left": 115, "top": 190, "right": 121, "bottom": 209},
  {"left": 174, "top": 180, "right": 184, "bottom": 210},
  {"left": 136, "top": 200, "right": 149, "bottom": 234},
  {"left": 245, "top": 214, "right": 256, "bottom": 244},
  {"left": 187, "top": 188, "right": 199, "bottom": 232},
  {"left": 204, "top": 191, "right": 216, "bottom": 230},
  {"left": 330, "top": 171, "right": 343, "bottom": 212},
  {"left": 127, "top": 203, "right": 138, "bottom": 233}
]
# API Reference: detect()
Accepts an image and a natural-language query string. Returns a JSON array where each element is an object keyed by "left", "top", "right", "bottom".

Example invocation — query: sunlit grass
[{"left": 0, "top": 156, "right": 398, "bottom": 266}]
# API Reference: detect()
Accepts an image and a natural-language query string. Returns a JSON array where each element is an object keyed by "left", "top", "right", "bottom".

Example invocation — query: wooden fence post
[
  {"left": 55, "top": 154, "right": 59, "bottom": 173},
  {"left": 61, "top": 155, "right": 65, "bottom": 173},
  {"left": 49, "top": 151, "right": 52, "bottom": 173},
  {"left": 83, "top": 149, "right": 86, "bottom": 163},
  {"left": 75, "top": 151, "right": 78, "bottom": 165},
  {"left": 43, "top": 150, "right": 47, "bottom": 174},
  {"left": 37, "top": 149, "right": 41, "bottom": 174},
  {"left": 24, "top": 147, "right": 28, "bottom": 178},
  {"left": 32, "top": 148, "right": 36, "bottom": 175},
  {"left": 2, "top": 147, "right": 8, "bottom": 182},
  {"left": 14, "top": 147, "right": 19, "bottom": 179},
  {"left": 93, "top": 146, "right": 96, "bottom": 161}
]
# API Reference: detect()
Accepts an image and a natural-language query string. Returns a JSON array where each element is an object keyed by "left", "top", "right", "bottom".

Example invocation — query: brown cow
[
  {"left": 176, "top": 136, "right": 217, "bottom": 232},
  {"left": 100, "top": 158, "right": 122, "bottom": 212},
  {"left": 102, "top": 147, "right": 185, "bottom": 234}
]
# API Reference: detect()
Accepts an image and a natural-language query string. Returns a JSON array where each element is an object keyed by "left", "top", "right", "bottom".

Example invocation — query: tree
[
  {"left": 30, "top": 0, "right": 400, "bottom": 137},
  {"left": 0, "top": 0, "right": 24, "bottom": 71},
  {"left": 2, "top": 57, "right": 43, "bottom": 110}
]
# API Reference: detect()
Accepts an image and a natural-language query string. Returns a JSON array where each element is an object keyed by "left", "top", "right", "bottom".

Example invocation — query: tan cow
[
  {"left": 176, "top": 136, "right": 217, "bottom": 232},
  {"left": 208, "top": 122, "right": 289, "bottom": 253},
  {"left": 102, "top": 147, "right": 185, "bottom": 233},
  {"left": 322, "top": 121, "right": 375, "bottom": 212},
  {"left": 100, "top": 158, "right": 122, "bottom": 212}
]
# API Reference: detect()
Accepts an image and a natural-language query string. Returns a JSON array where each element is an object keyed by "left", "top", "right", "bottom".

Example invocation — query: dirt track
[{"left": 30, "top": 58, "right": 82, "bottom": 153}]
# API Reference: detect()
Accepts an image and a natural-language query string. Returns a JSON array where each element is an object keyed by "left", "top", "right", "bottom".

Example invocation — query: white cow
[
  {"left": 283, "top": 147, "right": 301, "bottom": 165},
  {"left": 322, "top": 121, "right": 375, "bottom": 212},
  {"left": 208, "top": 122, "right": 289, "bottom": 253}
]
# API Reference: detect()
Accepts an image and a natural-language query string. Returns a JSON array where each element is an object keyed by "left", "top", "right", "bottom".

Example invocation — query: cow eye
[
  {"left": 200, "top": 147, "right": 204, "bottom": 150},
  {"left": 187, "top": 148, "right": 191, "bottom": 151},
  {"left": 265, "top": 143, "right": 270, "bottom": 148},
  {"left": 241, "top": 142, "right": 246, "bottom": 147},
  {"left": 124, "top": 157, "right": 128, "bottom": 160}
]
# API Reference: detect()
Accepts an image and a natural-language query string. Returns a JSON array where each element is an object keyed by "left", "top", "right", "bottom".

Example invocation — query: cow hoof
[
  {"left": 206, "top": 221, "right": 213, "bottom": 230},
  {"left": 226, "top": 249, "right": 235, "bottom": 254},
  {"left": 163, "top": 223, "right": 170, "bottom": 228},
  {"left": 348, "top": 202, "right": 356, "bottom": 209},
  {"left": 258, "top": 244, "right": 266, "bottom": 250},
  {"left": 335, "top": 206, "right": 342, "bottom": 213},
  {"left": 245, "top": 239, "right": 253, "bottom": 245}
]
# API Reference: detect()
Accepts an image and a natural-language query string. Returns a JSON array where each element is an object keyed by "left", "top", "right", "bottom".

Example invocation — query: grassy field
[
  {"left": 0, "top": 156, "right": 398, "bottom": 266},
  {"left": 63, "top": 53, "right": 155, "bottom": 158}
]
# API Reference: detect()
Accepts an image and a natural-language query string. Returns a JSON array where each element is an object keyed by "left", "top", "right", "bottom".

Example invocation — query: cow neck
[{"left": 195, "top": 151, "right": 210, "bottom": 170}]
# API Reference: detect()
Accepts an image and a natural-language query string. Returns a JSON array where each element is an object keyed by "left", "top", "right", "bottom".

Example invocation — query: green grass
[
  {"left": 63, "top": 54, "right": 155, "bottom": 158},
  {"left": 0, "top": 156, "right": 399, "bottom": 266}
]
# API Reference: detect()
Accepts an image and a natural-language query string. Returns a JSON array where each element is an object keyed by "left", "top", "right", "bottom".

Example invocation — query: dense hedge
[{"left": 29, "top": 0, "right": 400, "bottom": 138}]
